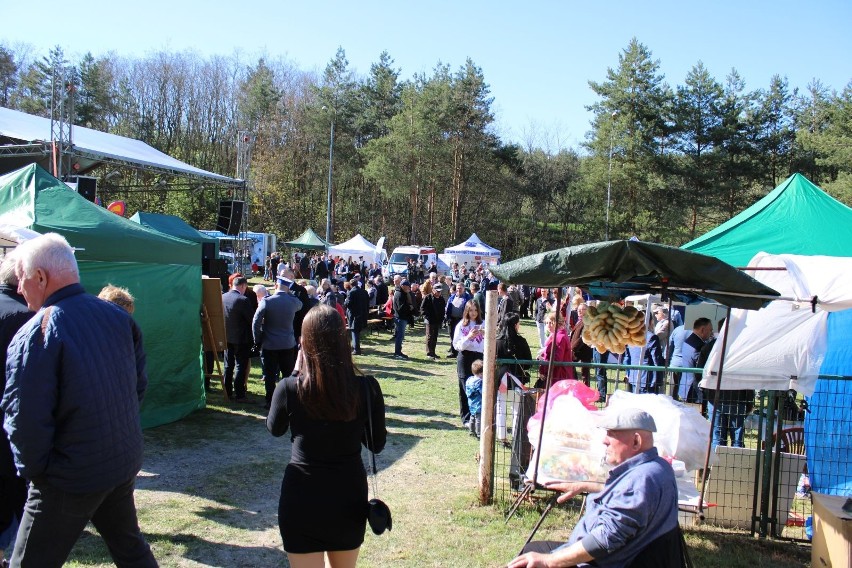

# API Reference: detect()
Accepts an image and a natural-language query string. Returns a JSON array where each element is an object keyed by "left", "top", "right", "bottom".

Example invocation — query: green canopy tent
[
  {"left": 284, "top": 228, "right": 330, "bottom": 250},
  {"left": 0, "top": 164, "right": 204, "bottom": 428},
  {"left": 129, "top": 210, "right": 219, "bottom": 265},
  {"left": 681, "top": 173, "right": 852, "bottom": 267},
  {"left": 130, "top": 210, "right": 218, "bottom": 250},
  {"left": 491, "top": 239, "right": 779, "bottom": 310}
]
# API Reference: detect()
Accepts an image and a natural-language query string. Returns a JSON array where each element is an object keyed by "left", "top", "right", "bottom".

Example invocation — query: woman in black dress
[{"left": 267, "top": 304, "right": 387, "bottom": 568}]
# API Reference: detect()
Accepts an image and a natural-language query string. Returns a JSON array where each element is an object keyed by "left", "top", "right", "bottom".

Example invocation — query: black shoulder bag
[{"left": 363, "top": 377, "right": 392, "bottom": 535}]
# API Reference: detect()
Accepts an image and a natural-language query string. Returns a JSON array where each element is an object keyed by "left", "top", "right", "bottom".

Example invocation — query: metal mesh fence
[{"left": 491, "top": 362, "right": 847, "bottom": 544}]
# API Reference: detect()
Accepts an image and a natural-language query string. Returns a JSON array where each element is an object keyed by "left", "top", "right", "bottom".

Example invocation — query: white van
[{"left": 385, "top": 245, "right": 438, "bottom": 281}]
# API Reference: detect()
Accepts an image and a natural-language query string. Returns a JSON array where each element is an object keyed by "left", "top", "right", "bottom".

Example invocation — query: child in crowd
[{"left": 465, "top": 359, "right": 484, "bottom": 438}]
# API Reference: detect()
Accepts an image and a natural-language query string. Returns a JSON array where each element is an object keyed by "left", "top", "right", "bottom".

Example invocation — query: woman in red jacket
[{"left": 536, "top": 311, "right": 574, "bottom": 388}]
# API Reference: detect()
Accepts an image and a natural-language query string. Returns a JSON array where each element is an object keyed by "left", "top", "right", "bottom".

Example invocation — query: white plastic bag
[{"left": 606, "top": 391, "right": 714, "bottom": 471}]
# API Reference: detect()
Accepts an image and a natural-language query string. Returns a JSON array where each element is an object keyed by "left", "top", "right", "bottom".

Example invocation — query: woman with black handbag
[{"left": 267, "top": 304, "right": 387, "bottom": 568}]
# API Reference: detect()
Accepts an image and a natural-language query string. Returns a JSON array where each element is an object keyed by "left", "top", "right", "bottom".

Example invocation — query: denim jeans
[
  {"left": 10, "top": 477, "right": 157, "bottom": 568},
  {"left": 708, "top": 398, "right": 748, "bottom": 450},
  {"left": 394, "top": 317, "right": 407, "bottom": 354}
]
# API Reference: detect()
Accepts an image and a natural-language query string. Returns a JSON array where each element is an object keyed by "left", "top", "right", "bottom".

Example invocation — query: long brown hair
[
  {"left": 297, "top": 304, "right": 360, "bottom": 421},
  {"left": 461, "top": 300, "right": 483, "bottom": 326}
]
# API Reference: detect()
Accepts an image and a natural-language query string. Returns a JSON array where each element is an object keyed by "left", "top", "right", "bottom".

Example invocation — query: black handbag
[{"left": 363, "top": 377, "right": 392, "bottom": 535}]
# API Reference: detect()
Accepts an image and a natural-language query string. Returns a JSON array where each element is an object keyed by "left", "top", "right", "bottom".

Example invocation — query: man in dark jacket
[
  {"left": 344, "top": 276, "right": 370, "bottom": 355},
  {"left": 223, "top": 275, "right": 254, "bottom": 401},
  {"left": 392, "top": 280, "right": 414, "bottom": 359},
  {"left": 421, "top": 283, "right": 446, "bottom": 360},
  {"left": 0, "top": 250, "right": 32, "bottom": 560},
  {"left": 1, "top": 233, "right": 156, "bottom": 567},
  {"left": 374, "top": 275, "right": 389, "bottom": 307}
]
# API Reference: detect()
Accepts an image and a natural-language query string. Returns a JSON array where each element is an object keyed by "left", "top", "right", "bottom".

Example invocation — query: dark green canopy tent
[
  {"left": 681, "top": 173, "right": 852, "bottom": 267},
  {"left": 129, "top": 210, "right": 218, "bottom": 250},
  {"left": 284, "top": 227, "right": 330, "bottom": 250},
  {"left": 0, "top": 164, "right": 205, "bottom": 428},
  {"left": 490, "top": 239, "right": 779, "bottom": 310}
]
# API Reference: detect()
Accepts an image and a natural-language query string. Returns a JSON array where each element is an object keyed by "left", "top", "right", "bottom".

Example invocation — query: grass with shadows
[{"left": 61, "top": 311, "right": 809, "bottom": 567}]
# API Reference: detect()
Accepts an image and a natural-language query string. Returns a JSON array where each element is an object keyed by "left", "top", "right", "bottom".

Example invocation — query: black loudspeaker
[
  {"left": 216, "top": 200, "right": 245, "bottom": 236},
  {"left": 202, "top": 258, "right": 229, "bottom": 279},
  {"left": 201, "top": 242, "right": 216, "bottom": 260},
  {"left": 66, "top": 176, "right": 97, "bottom": 202}
]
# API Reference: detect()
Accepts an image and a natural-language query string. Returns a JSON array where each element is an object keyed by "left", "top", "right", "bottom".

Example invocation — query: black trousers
[
  {"left": 261, "top": 347, "right": 298, "bottom": 406},
  {"left": 10, "top": 477, "right": 157, "bottom": 568},
  {"left": 425, "top": 320, "right": 440, "bottom": 356}
]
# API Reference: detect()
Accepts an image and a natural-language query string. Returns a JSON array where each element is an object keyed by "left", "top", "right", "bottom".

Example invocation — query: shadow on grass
[
  {"left": 386, "top": 415, "right": 457, "bottom": 432},
  {"left": 66, "top": 528, "right": 288, "bottom": 567},
  {"left": 386, "top": 404, "right": 456, "bottom": 420}
]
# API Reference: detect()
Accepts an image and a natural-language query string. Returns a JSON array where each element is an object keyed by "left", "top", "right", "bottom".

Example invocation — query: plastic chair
[{"left": 776, "top": 427, "right": 805, "bottom": 455}]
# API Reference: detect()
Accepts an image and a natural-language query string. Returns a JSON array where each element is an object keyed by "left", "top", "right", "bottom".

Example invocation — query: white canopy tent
[
  {"left": 327, "top": 234, "right": 383, "bottom": 265},
  {"left": 443, "top": 232, "right": 501, "bottom": 265},
  {"left": 700, "top": 252, "right": 852, "bottom": 396},
  {"left": 0, "top": 106, "right": 240, "bottom": 185}
]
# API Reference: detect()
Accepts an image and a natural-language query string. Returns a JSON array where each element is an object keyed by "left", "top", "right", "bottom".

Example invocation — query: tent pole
[{"left": 698, "top": 305, "right": 732, "bottom": 519}]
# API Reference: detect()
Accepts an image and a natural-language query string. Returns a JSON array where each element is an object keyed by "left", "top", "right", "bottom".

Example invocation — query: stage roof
[{"left": 0, "top": 106, "right": 241, "bottom": 186}]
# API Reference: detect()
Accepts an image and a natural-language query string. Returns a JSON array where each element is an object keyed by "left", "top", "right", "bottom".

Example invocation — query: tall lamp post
[
  {"left": 324, "top": 108, "right": 335, "bottom": 243},
  {"left": 605, "top": 110, "right": 617, "bottom": 241}
]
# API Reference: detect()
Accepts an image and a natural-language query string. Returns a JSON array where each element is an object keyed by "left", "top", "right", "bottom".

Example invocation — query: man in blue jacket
[
  {"left": 1, "top": 233, "right": 157, "bottom": 567},
  {"left": 509, "top": 407, "right": 678, "bottom": 568}
]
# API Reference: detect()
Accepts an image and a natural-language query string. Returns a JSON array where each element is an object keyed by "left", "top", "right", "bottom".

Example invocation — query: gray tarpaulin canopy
[
  {"left": 284, "top": 227, "right": 330, "bottom": 250},
  {"left": 490, "top": 239, "right": 779, "bottom": 310}
]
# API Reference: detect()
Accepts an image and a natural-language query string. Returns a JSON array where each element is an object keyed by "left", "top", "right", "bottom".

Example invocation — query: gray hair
[
  {"left": 14, "top": 233, "right": 79, "bottom": 281},
  {"left": 0, "top": 249, "right": 19, "bottom": 286},
  {"left": 253, "top": 284, "right": 269, "bottom": 298}
]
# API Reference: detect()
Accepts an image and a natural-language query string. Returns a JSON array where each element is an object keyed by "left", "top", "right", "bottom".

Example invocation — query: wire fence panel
[{"left": 491, "top": 361, "right": 848, "bottom": 545}]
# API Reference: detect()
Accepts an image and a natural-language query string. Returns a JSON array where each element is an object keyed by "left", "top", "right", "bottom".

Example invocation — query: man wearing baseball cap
[{"left": 509, "top": 407, "right": 679, "bottom": 568}]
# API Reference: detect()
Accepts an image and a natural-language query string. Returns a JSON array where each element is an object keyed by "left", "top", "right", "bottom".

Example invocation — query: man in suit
[
  {"left": 253, "top": 276, "right": 302, "bottom": 408},
  {"left": 222, "top": 275, "right": 254, "bottom": 401}
]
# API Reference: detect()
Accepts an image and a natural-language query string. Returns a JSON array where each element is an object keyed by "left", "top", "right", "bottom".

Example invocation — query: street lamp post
[
  {"left": 605, "top": 110, "right": 617, "bottom": 241},
  {"left": 325, "top": 116, "right": 335, "bottom": 244}
]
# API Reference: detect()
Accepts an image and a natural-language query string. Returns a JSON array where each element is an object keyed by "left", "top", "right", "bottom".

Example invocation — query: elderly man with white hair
[
  {"left": 1, "top": 233, "right": 157, "bottom": 567},
  {"left": 509, "top": 407, "right": 679, "bottom": 568}
]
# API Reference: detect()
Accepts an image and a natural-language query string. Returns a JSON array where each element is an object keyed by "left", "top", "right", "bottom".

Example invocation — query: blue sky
[{"left": 2, "top": 0, "right": 850, "bottom": 149}]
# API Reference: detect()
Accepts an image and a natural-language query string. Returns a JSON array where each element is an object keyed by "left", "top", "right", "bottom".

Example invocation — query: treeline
[{"left": 1, "top": 39, "right": 850, "bottom": 258}]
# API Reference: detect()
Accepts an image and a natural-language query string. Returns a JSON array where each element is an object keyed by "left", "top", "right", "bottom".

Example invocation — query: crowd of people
[{"left": 0, "top": 236, "right": 719, "bottom": 567}]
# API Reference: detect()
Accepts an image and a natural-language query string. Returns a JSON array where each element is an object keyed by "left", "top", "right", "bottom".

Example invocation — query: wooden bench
[{"left": 367, "top": 318, "right": 388, "bottom": 335}]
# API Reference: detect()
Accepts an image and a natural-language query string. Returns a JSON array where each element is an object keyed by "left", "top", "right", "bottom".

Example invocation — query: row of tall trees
[{"left": 1, "top": 39, "right": 850, "bottom": 259}]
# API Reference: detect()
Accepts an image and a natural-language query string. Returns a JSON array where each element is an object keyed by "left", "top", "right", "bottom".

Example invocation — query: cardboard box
[{"left": 812, "top": 492, "right": 852, "bottom": 568}]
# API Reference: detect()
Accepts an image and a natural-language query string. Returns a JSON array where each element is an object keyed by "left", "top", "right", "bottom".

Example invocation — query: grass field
[{"left": 57, "top": 311, "right": 809, "bottom": 567}]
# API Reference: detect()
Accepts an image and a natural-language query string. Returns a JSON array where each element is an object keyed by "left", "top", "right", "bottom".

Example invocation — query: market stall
[{"left": 486, "top": 239, "right": 779, "bottom": 516}]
